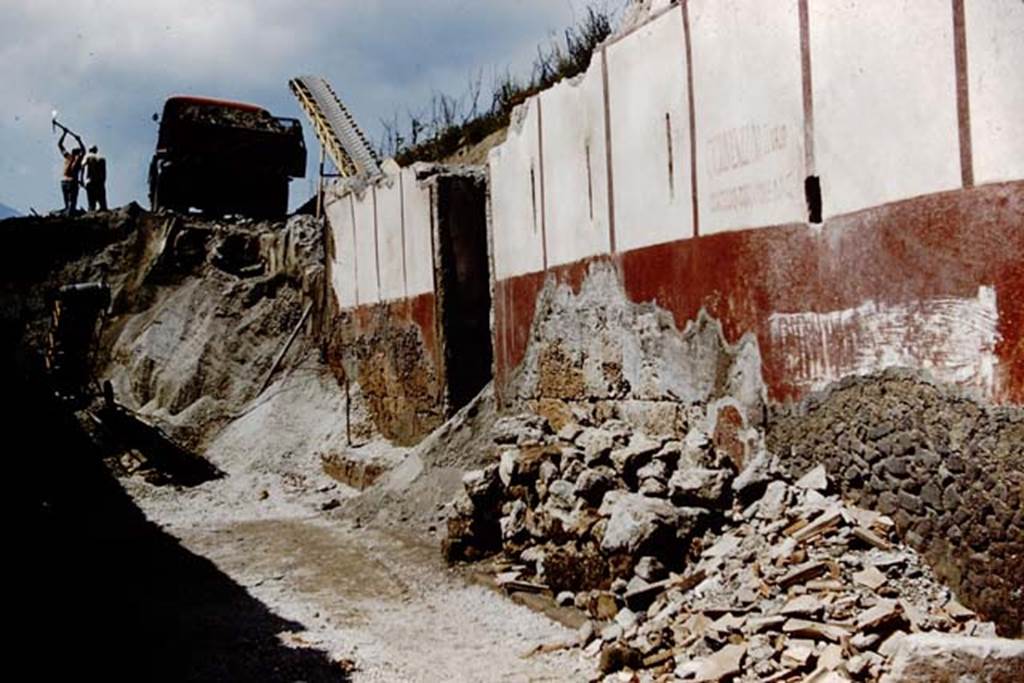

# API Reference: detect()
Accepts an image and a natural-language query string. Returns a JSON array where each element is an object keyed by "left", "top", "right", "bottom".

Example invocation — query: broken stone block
[
  {"left": 498, "top": 449, "right": 518, "bottom": 487},
  {"left": 943, "top": 598, "right": 975, "bottom": 622},
  {"left": 546, "top": 479, "right": 575, "bottom": 509},
  {"left": 856, "top": 599, "right": 903, "bottom": 632},
  {"left": 852, "top": 525, "right": 892, "bottom": 550},
  {"left": 453, "top": 490, "right": 474, "bottom": 517},
  {"left": 557, "top": 422, "right": 582, "bottom": 444},
  {"left": 747, "top": 615, "right": 787, "bottom": 633},
  {"left": 796, "top": 464, "right": 829, "bottom": 491},
  {"left": 635, "top": 458, "right": 669, "bottom": 483},
  {"left": 668, "top": 467, "right": 732, "bottom": 506},
  {"left": 853, "top": 565, "right": 887, "bottom": 591},
  {"left": 538, "top": 459, "right": 559, "bottom": 486},
  {"left": 589, "top": 591, "right": 620, "bottom": 620},
  {"left": 878, "top": 630, "right": 908, "bottom": 658},
  {"left": 462, "top": 465, "right": 500, "bottom": 504},
  {"left": 732, "top": 448, "right": 776, "bottom": 500},
  {"left": 565, "top": 504, "right": 601, "bottom": 540},
  {"left": 777, "top": 561, "right": 830, "bottom": 589},
  {"left": 500, "top": 500, "right": 527, "bottom": 542},
  {"left": 514, "top": 444, "right": 563, "bottom": 487},
  {"left": 880, "top": 633, "right": 1024, "bottom": 683},
  {"left": 561, "top": 457, "right": 585, "bottom": 482},
  {"left": 537, "top": 543, "right": 607, "bottom": 592},
  {"left": 639, "top": 477, "right": 669, "bottom": 498},
  {"left": 598, "top": 489, "right": 628, "bottom": 516},
  {"left": 779, "top": 594, "right": 826, "bottom": 617},
  {"left": 598, "top": 643, "right": 644, "bottom": 675},
  {"left": 781, "top": 639, "right": 816, "bottom": 668},
  {"left": 577, "top": 427, "right": 615, "bottom": 462},
  {"left": 782, "top": 618, "right": 850, "bottom": 642},
  {"left": 610, "top": 433, "right": 662, "bottom": 476},
  {"left": 634, "top": 556, "right": 667, "bottom": 582},
  {"left": 691, "top": 643, "right": 746, "bottom": 682},
  {"left": 623, "top": 578, "right": 669, "bottom": 612},
  {"left": 573, "top": 466, "right": 617, "bottom": 506},
  {"left": 851, "top": 631, "right": 882, "bottom": 650},
  {"left": 756, "top": 480, "right": 789, "bottom": 520},
  {"left": 654, "top": 440, "right": 683, "bottom": 465},
  {"left": 492, "top": 413, "right": 548, "bottom": 445},
  {"left": 599, "top": 493, "right": 703, "bottom": 555},
  {"left": 615, "top": 606, "right": 638, "bottom": 630},
  {"left": 625, "top": 574, "right": 649, "bottom": 596}
]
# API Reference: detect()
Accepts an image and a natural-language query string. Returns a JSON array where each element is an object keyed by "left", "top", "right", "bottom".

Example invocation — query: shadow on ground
[{"left": 5, "top": 367, "right": 349, "bottom": 681}]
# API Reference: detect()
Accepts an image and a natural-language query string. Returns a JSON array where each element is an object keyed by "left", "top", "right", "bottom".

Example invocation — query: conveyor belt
[{"left": 289, "top": 75, "right": 382, "bottom": 179}]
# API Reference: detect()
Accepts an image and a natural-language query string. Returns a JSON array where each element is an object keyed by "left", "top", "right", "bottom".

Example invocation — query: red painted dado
[
  {"left": 492, "top": 256, "right": 601, "bottom": 399},
  {"left": 349, "top": 291, "right": 440, "bottom": 365},
  {"left": 407, "top": 292, "right": 439, "bottom": 364},
  {"left": 493, "top": 270, "right": 545, "bottom": 398},
  {"left": 493, "top": 182, "right": 1024, "bottom": 405}
]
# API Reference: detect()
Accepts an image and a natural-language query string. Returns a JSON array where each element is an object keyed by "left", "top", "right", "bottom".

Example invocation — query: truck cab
[{"left": 149, "top": 96, "right": 306, "bottom": 219}]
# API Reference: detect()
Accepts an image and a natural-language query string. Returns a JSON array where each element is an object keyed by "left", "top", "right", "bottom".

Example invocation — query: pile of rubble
[{"left": 444, "top": 414, "right": 1021, "bottom": 680}]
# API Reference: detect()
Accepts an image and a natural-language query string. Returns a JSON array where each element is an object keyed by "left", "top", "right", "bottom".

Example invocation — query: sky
[{"left": 0, "top": 0, "right": 622, "bottom": 214}]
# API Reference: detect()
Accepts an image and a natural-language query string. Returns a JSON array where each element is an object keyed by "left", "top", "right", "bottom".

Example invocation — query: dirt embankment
[
  {"left": 1, "top": 204, "right": 327, "bottom": 442},
  {"left": 1, "top": 207, "right": 583, "bottom": 680}
]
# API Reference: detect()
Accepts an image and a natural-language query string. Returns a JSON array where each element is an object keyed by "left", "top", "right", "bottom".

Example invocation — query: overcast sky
[{"left": 0, "top": 0, "right": 622, "bottom": 214}]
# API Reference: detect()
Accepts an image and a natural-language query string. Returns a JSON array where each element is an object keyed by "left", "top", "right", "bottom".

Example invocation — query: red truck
[{"left": 148, "top": 96, "right": 306, "bottom": 219}]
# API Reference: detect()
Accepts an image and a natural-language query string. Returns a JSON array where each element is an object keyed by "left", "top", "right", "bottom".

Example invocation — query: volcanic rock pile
[{"left": 443, "top": 413, "right": 1022, "bottom": 681}]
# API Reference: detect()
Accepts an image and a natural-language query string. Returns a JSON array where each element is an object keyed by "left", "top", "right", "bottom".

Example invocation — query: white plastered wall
[
  {"left": 375, "top": 174, "right": 405, "bottom": 302},
  {"left": 324, "top": 190, "right": 357, "bottom": 309},
  {"left": 691, "top": 0, "right": 807, "bottom": 234},
  {"left": 965, "top": 0, "right": 1024, "bottom": 185},
  {"left": 402, "top": 166, "right": 435, "bottom": 298},
  {"left": 353, "top": 189, "right": 380, "bottom": 305},
  {"left": 489, "top": 99, "right": 545, "bottom": 280},
  {"left": 810, "top": 0, "right": 961, "bottom": 218},
  {"left": 606, "top": 5, "right": 693, "bottom": 251},
  {"left": 540, "top": 57, "right": 611, "bottom": 267}
]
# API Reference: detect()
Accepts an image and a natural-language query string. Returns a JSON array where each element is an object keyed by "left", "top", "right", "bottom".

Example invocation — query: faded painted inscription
[
  {"left": 710, "top": 170, "right": 798, "bottom": 213},
  {"left": 706, "top": 123, "right": 795, "bottom": 213},
  {"left": 707, "top": 123, "right": 788, "bottom": 176}
]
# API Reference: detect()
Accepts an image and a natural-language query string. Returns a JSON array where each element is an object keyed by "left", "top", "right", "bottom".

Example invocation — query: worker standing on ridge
[
  {"left": 58, "top": 129, "right": 85, "bottom": 215},
  {"left": 83, "top": 145, "right": 108, "bottom": 211}
]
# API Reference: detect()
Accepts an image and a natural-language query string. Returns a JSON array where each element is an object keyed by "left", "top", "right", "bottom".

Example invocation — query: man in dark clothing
[
  {"left": 58, "top": 130, "right": 85, "bottom": 215},
  {"left": 83, "top": 145, "right": 108, "bottom": 211}
]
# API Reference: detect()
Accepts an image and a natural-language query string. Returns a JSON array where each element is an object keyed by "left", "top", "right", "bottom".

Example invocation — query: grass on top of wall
[{"left": 382, "top": 6, "right": 614, "bottom": 166}]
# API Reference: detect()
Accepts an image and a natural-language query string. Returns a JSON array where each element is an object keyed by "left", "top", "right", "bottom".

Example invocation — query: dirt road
[{"left": 124, "top": 476, "right": 586, "bottom": 682}]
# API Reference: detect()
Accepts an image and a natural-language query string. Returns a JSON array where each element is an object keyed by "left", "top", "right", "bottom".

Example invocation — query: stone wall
[
  {"left": 500, "top": 260, "right": 765, "bottom": 455},
  {"left": 768, "top": 370, "right": 1024, "bottom": 636},
  {"left": 323, "top": 296, "right": 443, "bottom": 447},
  {"left": 322, "top": 166, "right": 491, "bottom": 446}
]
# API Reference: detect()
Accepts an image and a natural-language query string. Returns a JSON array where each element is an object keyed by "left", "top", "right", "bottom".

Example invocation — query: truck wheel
[
  {"left": 270, "top": 179, "right": 289, "bottom": 218},
  {"left": 254, "top": 178, "right": 289, "bottom": 219}
]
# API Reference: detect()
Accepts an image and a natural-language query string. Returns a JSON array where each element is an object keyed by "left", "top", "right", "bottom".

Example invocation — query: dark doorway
[{"left": 435, "top": 175, "right": 493, "bottom": 410}]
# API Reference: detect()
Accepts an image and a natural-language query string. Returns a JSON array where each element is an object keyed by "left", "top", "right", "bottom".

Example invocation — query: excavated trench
[
  {"left": 1, "top": 207, "right": 1020, "bottom": 681},
  {"left": 0, "top": 208, "right": 582, "bottom": 681}
]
